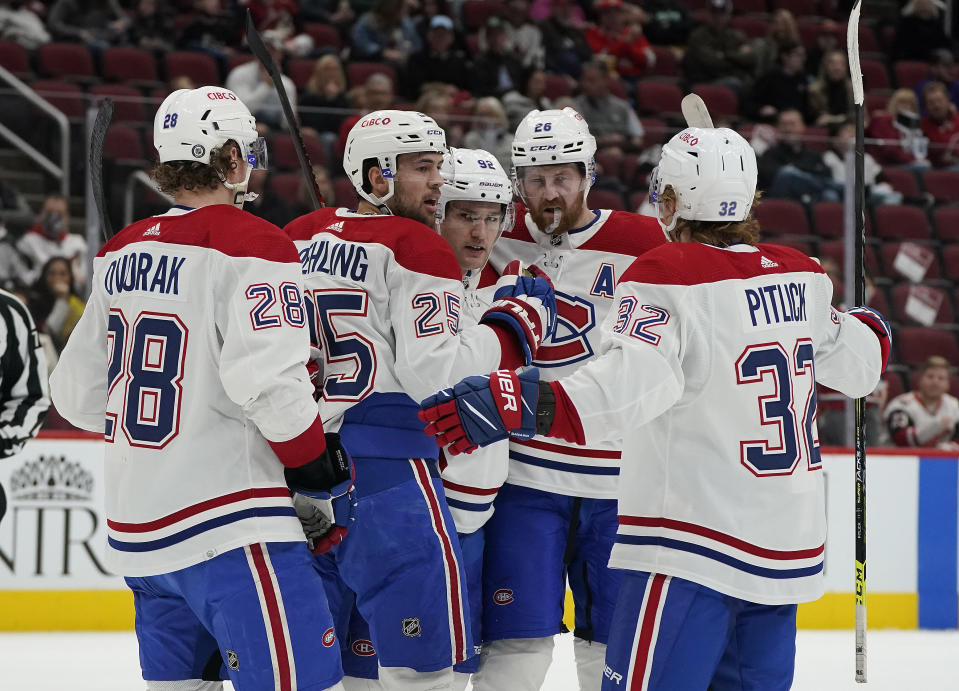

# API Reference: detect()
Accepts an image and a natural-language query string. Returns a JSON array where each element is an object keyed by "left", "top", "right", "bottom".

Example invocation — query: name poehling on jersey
[
  {"left": 103, "top": 252, "right": 186, "bottom": 296},
  {"left": 299, "top": 238, "right": 369, "bottom": 282},
  {"left": 744, "top": 281, "right": 808, "bottom": 328}
]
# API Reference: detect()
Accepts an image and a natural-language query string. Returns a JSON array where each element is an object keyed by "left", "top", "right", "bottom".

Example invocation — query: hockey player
[
  {"left": 49, "top": 87, "right": 349, "bottom": 691},
  {"left": 420, "top": 126, "right": 891, "bottom": 690},
  {"left": 473, "top": 107, "right": 666, "bottom": 691},
  {"left": 283, "top": 112, "right": 555, "bottom": 691},
  {"left": 886, "top": 355, "right": 959, "bottom": 449}
]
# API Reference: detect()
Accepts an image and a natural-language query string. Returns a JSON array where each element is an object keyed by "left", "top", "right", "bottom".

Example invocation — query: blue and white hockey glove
[
  {"left": 480, "top": 262, "right": 557, "bottom": 365},
  {"left": 285, "top": 433, "right": 357, "bottom": 554},
  {"left": 419, "top": 369, "right": 543, "bottom": 455},
  {"left": 848, "top": 306, "right": 892, "bottom": 374}
]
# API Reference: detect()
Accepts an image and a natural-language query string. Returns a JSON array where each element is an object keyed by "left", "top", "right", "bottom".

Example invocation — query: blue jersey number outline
[{"left": 309, "top": 288, "right": 377, "bottom": 402}]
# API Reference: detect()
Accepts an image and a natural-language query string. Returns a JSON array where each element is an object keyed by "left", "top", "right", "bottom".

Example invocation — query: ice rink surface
[{"left": 1, "top": 630, "right": 957, "bottom": 690}]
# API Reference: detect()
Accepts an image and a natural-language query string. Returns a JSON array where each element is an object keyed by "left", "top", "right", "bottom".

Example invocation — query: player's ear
[{"left": 367, "top": 165, "right": 389, "bottom": 196}]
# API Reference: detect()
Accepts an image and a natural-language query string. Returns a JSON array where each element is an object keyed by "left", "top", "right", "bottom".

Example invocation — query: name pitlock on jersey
[
  {"left": 488, "top": 207, "right": 665, "bottom": 498},
  {"left": 49, "top": 206, "right": 324, "bottom": 577},
  {"left": 285, "top": 207, "right": 509, "bottom": 462},
  {"left": 558, "top": 243, "right": 882, "bottom": 604}
]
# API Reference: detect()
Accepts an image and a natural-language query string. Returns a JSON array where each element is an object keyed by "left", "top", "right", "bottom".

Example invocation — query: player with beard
[
  {"left": 464, "top": 107, "right": 665, "bottom": 691},
  {"left": 283, "top": 112, "right": 555, "bottom": 691}
]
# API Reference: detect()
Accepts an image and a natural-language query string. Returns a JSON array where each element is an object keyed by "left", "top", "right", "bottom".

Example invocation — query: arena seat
[
  {"left": 38, "top": 43, "right": 95, "bottom": 81},
  {"left": 874, "top": 205, "right": 931, "bottom": 241},
  {"left": 102, "top": 47, "right": 159, "bottom": 84},
  {"left": 165, "top": 51, "right": 220, "bottom": 87},
  {"left": 754, "top": 199, "right": 809, "bottom": 236}
]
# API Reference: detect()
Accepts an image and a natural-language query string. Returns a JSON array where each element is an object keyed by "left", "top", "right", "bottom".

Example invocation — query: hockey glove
[
  {"left": 848, "top": 306, "right": 892, "bottom": 374},
  {"left": 480, "top": 261, "right": 557, "bottom": 365},
  {"left": 285, "top": 433, "right": 357, "bottom": 554},
  {"left": 306, "top": 344, "right": 323, "bottom": 402},
  {"left": 419, "top": 369, "right": 543, "bottom": 455}
]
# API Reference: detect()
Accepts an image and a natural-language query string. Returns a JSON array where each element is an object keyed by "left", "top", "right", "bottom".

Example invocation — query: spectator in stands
[
  {"left": 472, "top": 15, "right": 526, "bottom": 98},
  {"left": 0, "top": 0, "right": 49, "bottom": 49},
  {"left": 641, "top": 0, "right": 692, "bottom": 46},
  {"left": 683, "top": 0, "right": 756, "bottom": 97},
  {"left": 407, "top": 15, "right": 471, "bottom": 97},
  {"left": 823, "top": 120, "right": 902, "bottom": 206},
  {"left": 48, "top": 0, "right": 128, "bottom": 47},
  {"left": 300, "top": 54, "right": 351, "bottom": 138},
  {"left": 758, "top": 108, "right": 839, "bottom": 203},
  {"left": 809, "top": 49, "right": 855, "bottom": 128},
  {"left": 540, "top": 0, "right": 593, "bottom": 78},
  {"left": 867, "top": 89, "right": 931, "bottom": 168},
  {"left": 246, "top": 0, "right": 301, "bottom": 35},
  {"left": 486, "top": 0, "right": 544, "bottom": 71},
  {"left": 364, "top": 72, "right": 396, "bottom": 112},
  {"left": 886, "top": 355, "right": 959, "bottom": 449},
  {"left": 893, "top": 0, "right": 952, "bottom": 62},
  {"left": 502, "top": 69, "right": 553, "bottom": 130},
  {"left": 915, "top": 49, "right": 959, "bottom": 115},
  {"left": 752, "top": 8, "right": 801, "bottom": 78},
  {"left": 351, "top": 0, "right": 422, "bottom": 64},
  {"left": 416, "top": 85, "right": 464, "bottom": 146},
  {"left": 295, "top": 165, "right": 335, "bottom": 215},
  {"left": 246, "top": 172, "right": 295, "bottom": 228},
  {"left": 26, "top": 256, "right": 84, "bottom": 355},
  {"left": 585, "top": 0, "right": 655, "bottom": 81},
  {"left": 574, "top": 60, "right": 644, "bottom": 156},
  {"left": 919, "top": 80, "right": 959, "bottom": 168},
  {"left": 178, "top": 0, "right": 243, "bottom": 59},
  {"left": 299, "top": 0, "right": 354, "bottom": 34},
  {"left": 123, "top": 0, "right": 174, "bottom": 54},
  {"left": 805, "top": 19, "right": 841, "bottom": 78},
  {"left": 17, "top": 196, "right": 86, "bottom": 293},
  {"left": 753, "top": 42, "right": 812, "bottom": 124},
  {"left": 225, "top": 30, "right": 296, "bottom": 130},
  {"left": 462, "top": 97, "right": 513, "bottom": 169}
]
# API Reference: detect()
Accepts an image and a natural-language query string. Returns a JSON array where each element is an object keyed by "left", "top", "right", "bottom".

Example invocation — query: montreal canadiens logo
[
  {"left": 322, "top": 628, "right": 336, "bottom": 647},
  {"left": 493, "top": 589, "right": 514, "bottom": 605},
  {"left": 352, "top": 639, "right": 376, "bottom": 657}
]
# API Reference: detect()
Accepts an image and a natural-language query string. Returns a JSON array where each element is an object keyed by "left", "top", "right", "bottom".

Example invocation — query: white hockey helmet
[
  {"left": 437, "top": 148, "right": 515, "bottom": 236},
  {"left": 343, "top": 110, "right": 447, "bottom": 208},
  {"left": 153, "top": 86, "right": 268, "bottom": 208},
  {"left": 511, "top": 107, "right": 596, "bottom": 202},
  {"left": 650, "top": 127, "right": 757, "bottom": 234}
]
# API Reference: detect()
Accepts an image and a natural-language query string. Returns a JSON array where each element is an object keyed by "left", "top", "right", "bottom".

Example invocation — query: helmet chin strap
[{"left": 221, "top": 163, "right": 257, "bottom": 209}]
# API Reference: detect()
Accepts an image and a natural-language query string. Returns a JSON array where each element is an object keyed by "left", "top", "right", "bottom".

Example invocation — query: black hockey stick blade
[
  {"left": 90, "top": 97, "right": 114, "bottom": 242},
  {"left": 245, "top": 12, "right": 324, "bottom": 209}
]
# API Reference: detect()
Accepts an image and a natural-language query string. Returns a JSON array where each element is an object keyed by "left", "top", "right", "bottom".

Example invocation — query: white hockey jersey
[
  {"left": 440, "top": 264, "right": 510, "bottom": 534},
  {"left": 284, "top": 208, "right": 519, "bottom": 462},
  {"left": 488, "top": 206, "right": 666, "bottom": 498},
  {"left": 49, "top": 206, "right": 324, "bottom": 577},
  {"left": 885, "top": 391, "right": 959, "bottom": 448},
  {"left": 556, "top": 242, "right": 882, "bottom": 604}
]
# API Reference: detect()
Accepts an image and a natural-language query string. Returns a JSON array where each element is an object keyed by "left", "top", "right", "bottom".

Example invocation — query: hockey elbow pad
[
  {"left": 285, "top": 433, "right": 357, "bottom": 554},
  {"left": 847, "top": 306, "right": 891, "bottom": 374}
]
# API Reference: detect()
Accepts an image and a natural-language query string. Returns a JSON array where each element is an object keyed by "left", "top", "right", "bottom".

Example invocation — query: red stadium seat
[
  {"left": 271, "top": 133, "right": 327, "bottom": 171},
  {"left": 462, "top": 1, "right": 506, "bottom": 30},
  {"left": 346, "top": 62, "right": 397, "bottom": 89},
  {"left": 91, "top": 85, "right": 147, "bottom": 124},
  {"left": 228, "top": 53, "right": 255, "bottom": 72},
  {"left": 649, "top": 47, "right": 680, "bottom": 79},
  {"left": 636, "top": 80, "right": 683, "bottom": 117},
  {"left": 773, "top": 0, "right": 819, "bottom": 18},
  {"left": 770, "top": 239, "right": 816, "bottom": 256},
  {"left": 691, "top": 84, "right": 739, "bottom": 118},
  {"left": 896, "top": 327, "right": 959, "bottom": 366},
  {"left": 819, "top": 240, "right": 881, "bottom": 276},
  {"left": 804, "top": 126, "right": 829, "bottom": 152},
  {"left": 593, "top": 150, "right": 621, "bottom": 179},
  {"left": 754, "top": 199, "right": 810, "bottom": 236},
  {"left": 881, "top": 242, "right": 941, "bottom": 281},
  {"left": 587, "top": 189, "right": 626, "bottom": 211},
  {"left": 639, "top": 117, "right": 669, "bottom": 144},
  {"left": 874, "top": 205, "right": 931, "bottom": 240},
  {"left": 629, "top": 190, "right": 646, "bottom": 212},
  {"left": 102, "top": 47, "right": 158, "bottom": 84},
  {"left": 941, "top": 244, "right": 959, "bottom": 278},
  {"left": 38, "top": 42, "right": 95, "bottom": 81},
  {"left": 732, "top": 0, "right": 768, "bottom": 13},
  {"left": 881, "top": 167, "right": 921, "bottom": 198},
  {"left": 894, "top": 61, "right": 929, "bottom": 89},
  {"left": 812, "top": 202, "right": 845, "bottom": 238},
  {"left": 333, "top": 176, "right": 358, "bottom": 207},
  {"left": 797, "top": 21, "right": 820, "bottom": 49},
  {"left": 606, "top": 77, "right": 628, "bottom": 100},
  {"left": 103, "top": 125, "right": 145, "bottom": 161},
  {"left": 271, "top": 172, "right": 303, "bottom": 206},
  {"left": 303, "top": 23, "right": 343, "bottom": 50},
  {"left": 855, "top": 25, "right": 880, "bottom": 54},
  {"left": 922, "top": 170, "right": 959, "bottom": 204},
  {"left": 933, "top": 206, "right": 959, "bottom": 243},
  {"left": 0, "top": 40, "right": 31, "bottom": 77},
  {"left": 543, "top": 74, "right": 572, "bottom": 100},
  {"left": 165, "top": 51, "right": 220, "bottom": 86},
  {"left": 883, "top": 371, "right": 906, "bottom": 401},
  {"left": 860, "top": 59, "right": 891, "bottom": 91},
  {"left": 30, "top": 80, "right": 85, "bottom": 120},
  {"left": 865, "top": 90, "right": 889, "bottom": 116},
  {"left": 288, "top": 58, "right": 316, "bottom": 91},
  {"left": 891, "top": 283, "right": 953, "bottom": 325}
]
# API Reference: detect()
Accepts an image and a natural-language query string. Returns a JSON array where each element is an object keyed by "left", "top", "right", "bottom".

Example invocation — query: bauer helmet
[
  {"left": 343, "top": 110, "right": 447, "bottom": 208},
  {"left": 153, "top": 87, "right": 268, "bottom": 208},
  {"left": 649, "top": 127, "right": 757, "bottom": 235},
  {"left": 511, "top": 107, "right": 596, "bottom": 203},
  {"left": 436, "top": 148, "right": 515, "bottom": 237}
]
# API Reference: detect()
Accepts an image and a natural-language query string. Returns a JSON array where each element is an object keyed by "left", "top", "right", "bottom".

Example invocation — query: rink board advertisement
[{"left": 0, "top": 436, "right": 957, "bottom": 631}]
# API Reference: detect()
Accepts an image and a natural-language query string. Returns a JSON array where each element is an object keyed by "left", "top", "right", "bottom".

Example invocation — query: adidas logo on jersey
[
  {"left": 760, "top": 256, "right": 779, "bottom": 268},
  {"left": 325, "top": 221, "right": 345, "bottom": 233},
  {"left": 143, "top": 223, "right": 161, "bottom": 237}
]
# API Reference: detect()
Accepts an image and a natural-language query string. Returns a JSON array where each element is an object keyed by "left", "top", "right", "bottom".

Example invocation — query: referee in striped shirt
[{"left": 0, "top": 288, "right": 49, "bottom": 521}]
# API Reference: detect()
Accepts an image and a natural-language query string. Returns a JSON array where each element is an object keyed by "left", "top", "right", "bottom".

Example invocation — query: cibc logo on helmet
[
  {"left": 679, "top": 132, "right": 699, "bottom": 147},
  {"left": 360, "top": 117, "right": 392, "bottom": 127},
  {"left": 206, "top": 91, "right": 237, "bottom": 101}
]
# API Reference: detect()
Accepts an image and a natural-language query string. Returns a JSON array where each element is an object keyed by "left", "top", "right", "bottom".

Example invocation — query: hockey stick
[
  {"left": 847, "top": 0, "right": 867, "bottom": 683},
  {"left": 245, "top": 12, "right": 324, "bottom": 209},
  {"left": 89, "top": 97, "right": 114, "bottom": 242},
  {"left": 681, "top": 93, "right": 714, "bottom": 129}
]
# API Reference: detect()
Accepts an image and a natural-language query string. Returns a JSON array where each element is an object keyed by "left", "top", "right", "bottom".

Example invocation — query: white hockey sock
[
  {"left": 451, "top": 671, "right": 471, "bottom": 691},
  {"left": 573, "top": 637, "right": 607, "bottom": 691},
  {"left": 470, "top": 637, "right": 554, "bottom": 691},
  {"left": 342, "top": 676, "right": 382, "bottom": 691},
  {"left": 376, "top": 665, "right": 452, "bottom": 691}
]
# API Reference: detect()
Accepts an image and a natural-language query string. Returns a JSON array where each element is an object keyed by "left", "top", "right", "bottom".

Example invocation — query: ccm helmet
[
  {"left": 343, "top": 110, "right": 447, "bottom": 207},
  {"left": 437, "top": 148, "right": 515, "bottom": 236},
  {"left": 511, "top": 107, "right": 596, "bottom": 202},
  {"left": 153, "top": 86, "right": 267, "bottom": 208},
  {"left": 650, "top": 127, "right": 757, "bottom": 234}
]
